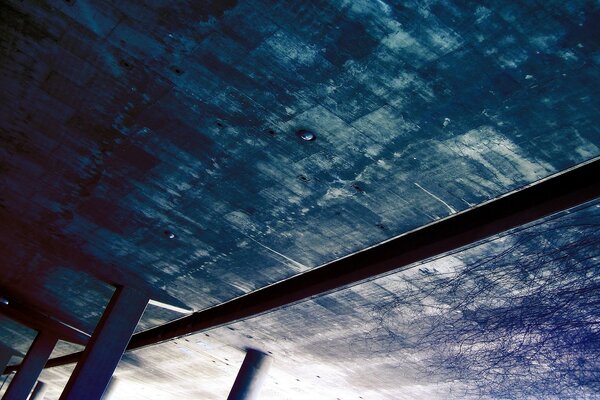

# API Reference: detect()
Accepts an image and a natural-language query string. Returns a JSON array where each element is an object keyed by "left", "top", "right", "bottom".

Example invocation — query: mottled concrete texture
[{"left": 0, "top": 0, "right": 599, "bottom": 398}]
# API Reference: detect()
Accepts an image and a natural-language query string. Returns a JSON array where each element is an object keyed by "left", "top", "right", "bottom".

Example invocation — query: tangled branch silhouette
[{"left": 365, "top": 207, "right": 600, "bottom": 399}]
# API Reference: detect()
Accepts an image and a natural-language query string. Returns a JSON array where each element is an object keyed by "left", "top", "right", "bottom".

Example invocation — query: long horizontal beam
[{"left": 5, "top": 156, "right": 600, "bottom": 374}]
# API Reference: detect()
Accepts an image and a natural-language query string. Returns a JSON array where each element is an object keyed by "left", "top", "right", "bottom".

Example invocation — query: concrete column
[
  {"left": 2, "top": 332, "right": 57, "bottom": 400},
  {"left": 100, "top": 376, "right": 118, "bottom": 400},
  {"left": 227, "top": 349, "right": 272, "bottom": 400},
  {"left": 59, "top": 286, "right": 148, "bottom": 400},
  {"left": 27, "top": 381, "right": 47, "bottom": 400}
]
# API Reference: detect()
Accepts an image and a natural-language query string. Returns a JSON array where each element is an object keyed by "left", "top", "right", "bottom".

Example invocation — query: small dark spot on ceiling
[
  {"left": 267, "top": 129, "right": 276, "bottom": 136},
  {"left": 164, "top": 230, "right": 176, "bottom": 239},
  {"left": 170, "top": 66, "right": 184, "bottom": 75},
  {"left": 227, "top": 326, "right": 235, "bottom": 331},
  {"left": 119, "top": 59, "right": 133, "bottom": 70},
  {"left": 297, "top": 175, "right": 310, "bottom": 182},
  {"left": 216, "top": 121, "right": 224, "bottom": 128},
  {"left": 375, "top": 223, "right": 386, "bottom": 231},
  {"left": 351, "top": 183, "right": 364, "bottom": 193},
  {"left": 64, "top": 0, "right": 75, "bottom": 5}
]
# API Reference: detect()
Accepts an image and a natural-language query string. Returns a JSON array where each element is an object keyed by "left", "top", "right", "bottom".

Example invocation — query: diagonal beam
[{"left": 6, "top": 156, "right": 600, "bottom": 373}]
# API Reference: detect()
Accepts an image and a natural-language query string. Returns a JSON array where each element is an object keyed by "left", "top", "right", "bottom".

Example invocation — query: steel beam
[
  {"left": 7, "top": 157, "right": 600, "bottom": 372},
  {"left": 2, "top": 332, "right": 57, "bottom": 400},
  {"left": 227, "top": 349, "right": 272, "bottom": 400},
  {"left": 59, "top": 286, "right": 148, "bottom": 400}
]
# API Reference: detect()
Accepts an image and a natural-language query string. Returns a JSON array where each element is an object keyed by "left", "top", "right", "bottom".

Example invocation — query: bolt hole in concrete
[
  {"left": 119, "top": 59, "right": 132, "bottom": 69},
  {"left": 267, "top": 129, "right": 276, "bottom": 136},
  {"left": 171, "top": 66, "right": 184, "bottom": 75},
  {"left": 352, "top": 183, "right": 364, "bottom": 193},
  {"left": 216, "top": 122, "right": 224, "bottom": 128},
  {"left": 296, "top": 129, "right": 316, "bottom": 141},
  {"left": 297, "top": 175, "right": 310, "bottom": 182}
]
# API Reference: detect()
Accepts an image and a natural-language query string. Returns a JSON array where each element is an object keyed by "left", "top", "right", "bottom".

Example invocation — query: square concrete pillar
[
  {"left": 2, "top": 332, "right": 57, "bottom": 400},
  {"left": 59, "top": 286, "right": 148, "bottom": 400},
  {"left": 227, "top": 349, "right": 272, "bottom": 400}
]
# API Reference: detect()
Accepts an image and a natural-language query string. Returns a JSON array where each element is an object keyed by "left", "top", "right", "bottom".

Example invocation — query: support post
[
  {"left": 2, "top": 332, "right": 57, "bottom": 400},
  {"left": 59, "top": 286, "right": 148, "bottom": 400},
  {"left": 100, "top": 376, "right": 118, "bottom": 400},
  {"left": 28, "top": 381, "right": 47, "bottom": 400},
  {"left": 227, "top": 349, "right": 272, "bottom": 400}
]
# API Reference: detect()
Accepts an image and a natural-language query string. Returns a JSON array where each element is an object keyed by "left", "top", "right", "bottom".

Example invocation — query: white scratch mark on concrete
[
  {"left": 414, "top": 182, "right": 457, "bottom": 214},
  {"left": 246, "top": 236, "right": 309, "bottom": 271}
]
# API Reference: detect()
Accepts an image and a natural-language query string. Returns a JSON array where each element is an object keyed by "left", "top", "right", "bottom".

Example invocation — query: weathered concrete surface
[{"left": 0, "top": 0, "right": 599, "bottom": 398}]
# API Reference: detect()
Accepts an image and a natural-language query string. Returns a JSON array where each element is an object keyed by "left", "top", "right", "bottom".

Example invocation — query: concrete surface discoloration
[{"left": 1, "top": 0, "right": 599, "bottom": 398}]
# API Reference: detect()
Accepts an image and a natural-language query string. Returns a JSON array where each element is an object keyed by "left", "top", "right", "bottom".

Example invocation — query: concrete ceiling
[{"left": 1, "top": 0, "right": 599, "bottom": 398}]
